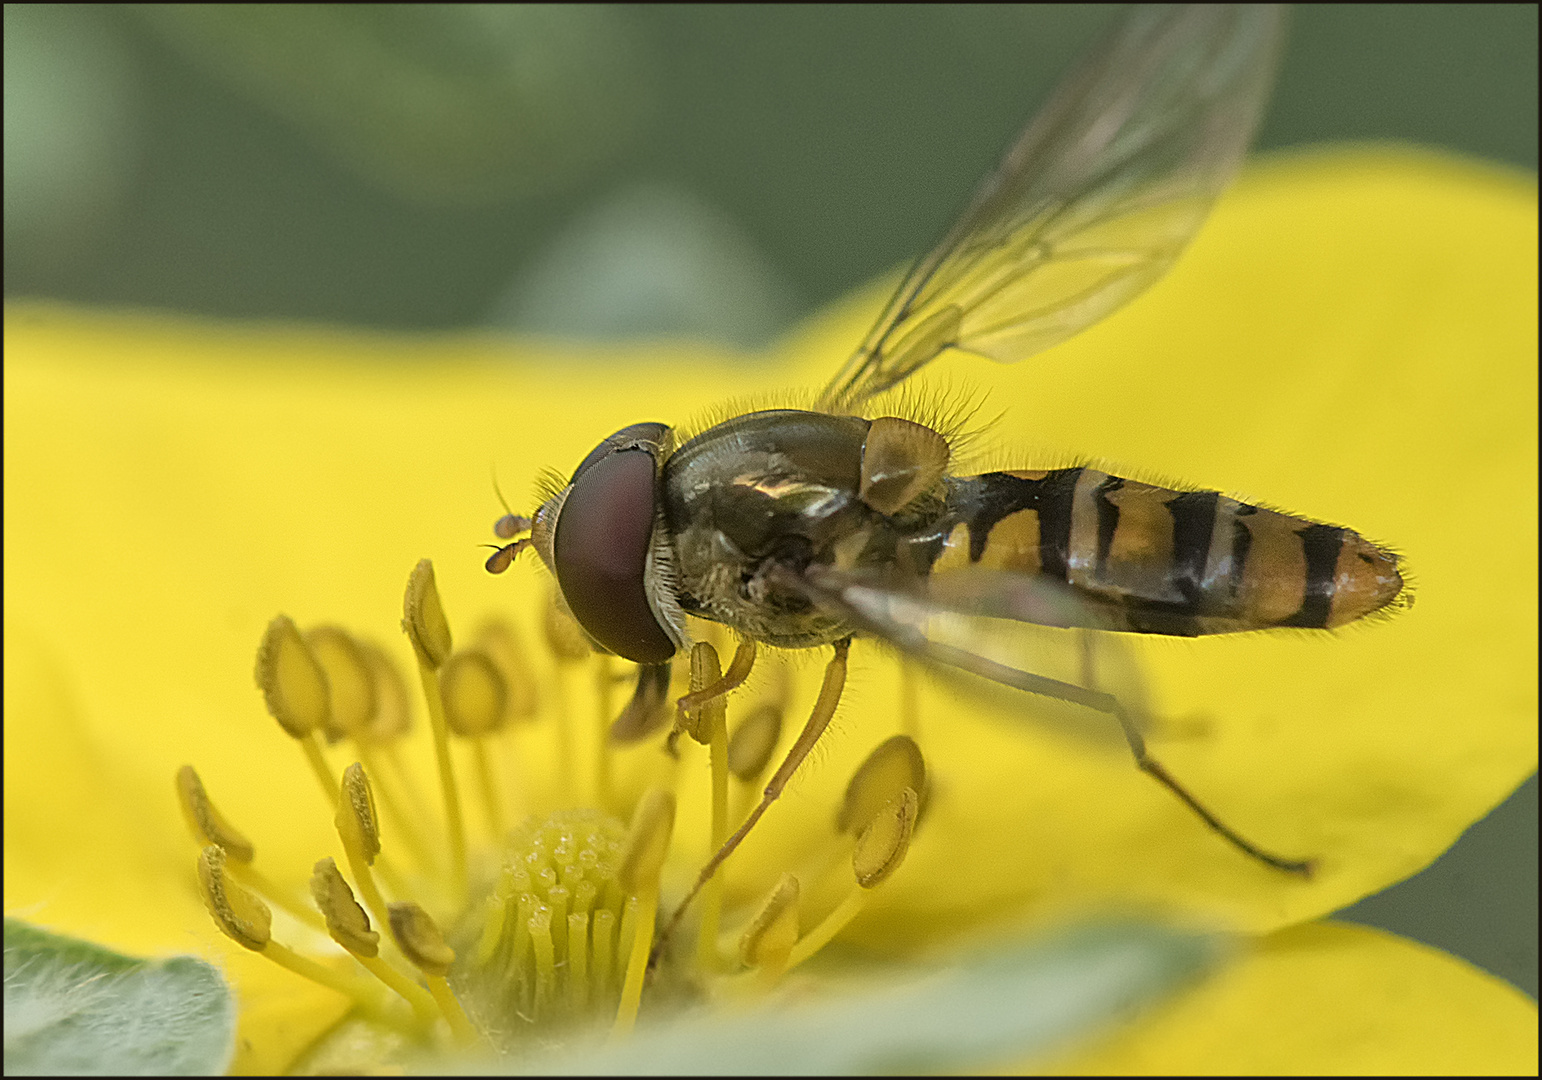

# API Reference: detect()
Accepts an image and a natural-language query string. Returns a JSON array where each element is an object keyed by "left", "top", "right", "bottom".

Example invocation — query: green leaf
[
  {"left": 3, "top": 918, "right": 234, "bottom": 1076},
  {"left": 529, "top": 922, "right": 1224, "bottom": 1074}
]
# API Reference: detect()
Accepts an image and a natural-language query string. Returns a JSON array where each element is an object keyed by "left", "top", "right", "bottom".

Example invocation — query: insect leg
[
  {"left": 650, "top": 637, "right": 851, "bottom": 970},
  {"left": 676, "top": 638, "right": 757, "bottom": 719},
  {"left": 927, "top": 635, "right": 1313, "bottom": 876}
]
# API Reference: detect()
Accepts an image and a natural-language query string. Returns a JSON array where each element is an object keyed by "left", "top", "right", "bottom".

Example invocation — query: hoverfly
[{"left": 486, "top": 4, "right": 1405, "bottom": 949}]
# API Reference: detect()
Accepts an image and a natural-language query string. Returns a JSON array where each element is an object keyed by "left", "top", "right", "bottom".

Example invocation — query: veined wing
[
  {"left": 789, "top": 564, "right": 1152, "bottom": 743},
  {"left": 817, "top": 4, "right": 1285, "bottom": 415}
]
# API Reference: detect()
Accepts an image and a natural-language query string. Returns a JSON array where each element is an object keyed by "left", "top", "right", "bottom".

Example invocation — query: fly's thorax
[
  {"left": 659, "top": 410, "right": 951, "bottom": 647},
  {"left": 931, "top": 467, "right": 1405, "bottom": 635}
]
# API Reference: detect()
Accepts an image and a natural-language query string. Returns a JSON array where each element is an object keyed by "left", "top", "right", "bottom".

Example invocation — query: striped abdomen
[{"left": 929, "top": 468, "right": 1404, "bottom": 635}]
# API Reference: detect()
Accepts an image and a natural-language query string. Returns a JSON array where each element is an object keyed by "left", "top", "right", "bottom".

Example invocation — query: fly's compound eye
[
  {"left": 552, "top": 427, "right": 676, "bottom": 665},
  {"left": 569, "top": 422, "right": 672, "bottom": 485}
]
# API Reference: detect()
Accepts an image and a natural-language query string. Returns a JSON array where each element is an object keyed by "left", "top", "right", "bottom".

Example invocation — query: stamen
[
  {"left": 654, "top": 638, "right": 850, "bottom": 966},
  {"left": 440, "top": 648, "right": 509, "bottom": 839},
  {"left": 198, "top": 846, "right": 384, "bottom": 1016},
  {"left": 310, "top": 857, "right": 437, "bottom": 1023},
  {"left": 852, "top": 787, "right": 918, "bottom": 888},
  {"left": 197, "top": 844, "right": 271, "bottom": 951},
  {"left": 255, "top": 615, "right": 338, "bottom": 806},
  {"left": 726, "top": 666, "right": 790, "bottom": 826},
  {"left": 787, "top": 788, "right": 919, "bottom": 973},
  {"left": 176, "top": 765, "right": 254, "bottom": 863},
  {"left": 738, "top": 873, "right": 800, "bottom": 986},
  {"left": 307, "top": 627, "right": 435, "bottom": 873},
  {"left": 613, "top": 789, "right": 676, "bottom": 1038},
  {"left": 543, "top": 590, "right": 591, "bottom": 800},
  {"left": 388, "top": 902, "right": 478, "bottom": 1046},
  {"left": 683, "top": 643, "right": 730, "bottom": 972},
  {"left": 676, "top": 639, "right": 756, "bottom": 719},
  {"left": 177, "top": 766, "right": 327, "bottom": 933},
  {"left": 836, "top": 735, "right": 925, "bottom": 836},
  {"left": 474, "top": 619, "right": 540, "bottom": 723},
  {"left": 335, "top": 762, "right": 391, "bottom": 934},
  {"left": 402, "top": 559, "right": 468, "bottom": 893},
  {"left": 726, "top": 664, "right": 789, "bottom": 785},
  {"left": 304, "top": 626, "right": 376, "bottom": 744}
]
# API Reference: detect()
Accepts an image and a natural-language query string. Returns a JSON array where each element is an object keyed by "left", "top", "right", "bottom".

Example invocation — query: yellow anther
[
  {"left": 543, "top": 589, "right": 591, "bottom": 662},
  {"left": 680, "top": 642, "right": 725, "bottom": 745},
  {"left": 727, "top": 702, "right": 783, "bottom": 782},
  {"left": 853, "top": 787, "right": 918, "bottom": 889},
  {"left": 402, "top": 559, "right": 453, "bottom": 669},
  {"left": 337, "top": 762, "right": 381, "bottom": 864},
  {"left": 387, "top": 901, "right": 456, "bottom": 977},
  {"left": 176, "top": 765, "right": 254, "bottom": 863},
  {"left": 389, "top": 901, "right": 479, "bottom": 1046},
  {"left": 305, "top": 626, "right": 376, "bottom": 743},
  {"left": 402, "top": 558, "right": 467, "bottom": 891},
  {"left": 197, "top": 845, "right": 271, "bottom": 951},
  {"left": 617, "top": 788, "right": 676, "bottom": 894},
  {"left": 255, "top": 614, "right": 331, "bottom": 738},
  {"left": 310, "top": 857, "right": 379, "bottom": 957},
  {"left": 440, "top": 648, "right": 508, "bottom": 738},
  {"left": 738, "top": 873, "right": 800, "bottom": 970},
  {"left": 836, "top": 735, "right": 925, "bottom": 835},
  {"left": 358, "top": 640, "right": 413, "bottom": 743},
  {"left": 474, "top": 619, "right": 539, "bottom": 722}
]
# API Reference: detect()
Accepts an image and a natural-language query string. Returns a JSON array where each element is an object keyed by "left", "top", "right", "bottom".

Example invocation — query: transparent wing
[
  {"left": 787, "top": 564, "right": 1153, "bottom": 745},
  {"left": 817, "top": 4, "right": 1286, "bottom": 415}
]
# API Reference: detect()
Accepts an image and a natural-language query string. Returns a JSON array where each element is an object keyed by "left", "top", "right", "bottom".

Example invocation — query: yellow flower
[{"left": 4, "top": 146, "right": 1536, "bottom": 1073}]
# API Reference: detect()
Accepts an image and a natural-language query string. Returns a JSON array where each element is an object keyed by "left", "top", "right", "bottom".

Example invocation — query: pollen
[
  {"left": 178, "top": 556, "right": 931, "bottom": 1067},
  {"left": 451, "top": 810, "right": 632, "bottom": 1049}
]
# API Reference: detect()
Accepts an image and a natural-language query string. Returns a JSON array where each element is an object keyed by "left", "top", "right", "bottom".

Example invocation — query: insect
[{"left": 486, "top": 4, "right": 1405, "bottom": 950}]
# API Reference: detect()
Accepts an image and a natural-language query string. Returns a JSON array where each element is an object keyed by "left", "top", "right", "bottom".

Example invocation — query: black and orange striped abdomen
[{"left": 928, "top": 468, "right": 1404, "bottom": 635}]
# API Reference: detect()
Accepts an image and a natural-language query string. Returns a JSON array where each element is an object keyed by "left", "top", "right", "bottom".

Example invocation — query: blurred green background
[{"left": 5, "top": 3, "right": 1536, "bottom": 999}]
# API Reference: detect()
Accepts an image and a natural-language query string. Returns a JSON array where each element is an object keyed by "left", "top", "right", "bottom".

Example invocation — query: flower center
[
  {"left": 453, "top": 809, "right": 629, "bottom": 1049},
  {"left": 179, "top": 557, "right": 924, "bottom": 1068}
]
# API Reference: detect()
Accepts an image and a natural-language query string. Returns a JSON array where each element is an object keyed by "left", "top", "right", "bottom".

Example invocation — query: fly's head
[{"left": 492, "top": 422, "right": 687, "bottom": 665}]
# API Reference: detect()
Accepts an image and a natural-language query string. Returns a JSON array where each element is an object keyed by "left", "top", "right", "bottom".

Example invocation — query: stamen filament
[
  {"left": 356, "top": 953, "right": 438, "bottom": 1022},
  {"left": 262, "top": 939, "right": 381, "bottom": 1010},
  {"left": 612, "top": 890, "right": 656, "bottom": 1038},
  {"left": 785, "top": 889, "right": 867, "bottom": 973},
  {"left": 473, "top": 737, "right": 504, "bottom": 839},
  {"left": 698, "top": 700, "right": 729, "bottom": 972},
  {"left": 225, "top": 861, "right": 329, "bottom": 934},
  {"left": 301, "top": 730, "right": 339, "bottom": 808},
  {"left": 426, "top": 974, "right": 479, "bottom": 1046},
  {"left": 381, "top": 742, "right": 435, "bottom": 830},
  {"left": 357, "top": 742, "right": 434, "bottom": 871},
  {"left": 418, "top": 660, "right": 468, "bottom": 894}
]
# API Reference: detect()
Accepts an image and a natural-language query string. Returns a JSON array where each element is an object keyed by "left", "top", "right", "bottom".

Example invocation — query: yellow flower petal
[
  {"left": 3, "top": 145, "right": 1534, "bottom": 1069},
  {"left": 763, "top": 144, "right": 1538, "bottom": 947},
  {"left": 1035, "top": 921, "right": 1538, "bottom": 1075}
]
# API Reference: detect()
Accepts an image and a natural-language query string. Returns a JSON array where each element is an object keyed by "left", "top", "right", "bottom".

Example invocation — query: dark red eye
[
  {"left": 569, "top": 422, "right": 671, "bottom": 485},
  {"left": 553, "top": 438, "right": 676, "bottom": 664}
]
